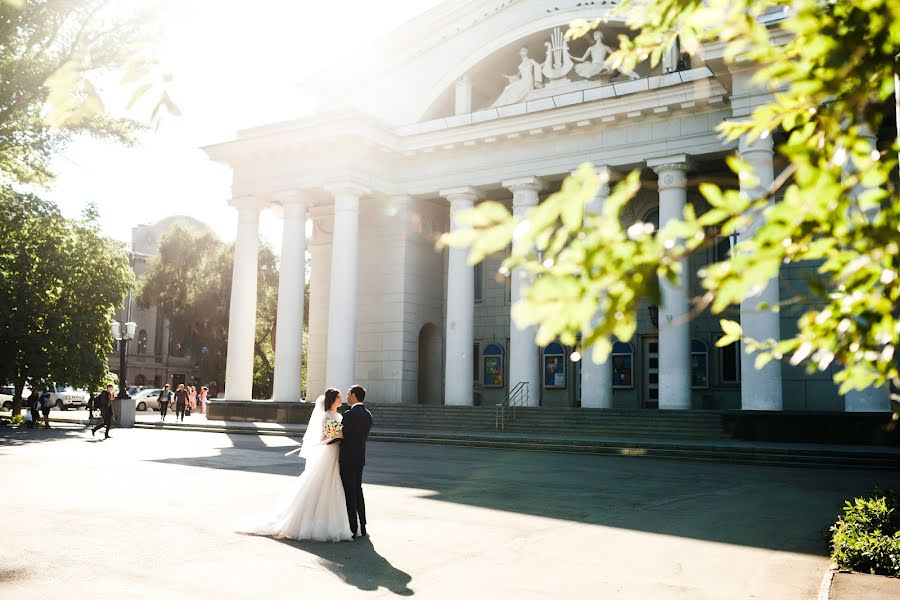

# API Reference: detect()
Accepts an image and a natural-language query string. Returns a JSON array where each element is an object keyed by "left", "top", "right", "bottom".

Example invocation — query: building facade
[
  {"left": 108, "top": 216, "right": 205, "bottom": 390},
  {"left": 204, "top": 0, "right": 890, "bottom": 411}
]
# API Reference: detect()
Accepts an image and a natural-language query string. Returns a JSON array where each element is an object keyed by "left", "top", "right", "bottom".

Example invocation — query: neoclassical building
[
  {"left": 110, "top": 216, "right": 206, "bottom": 390},
  {"left": 204, "top": 0, "right": 890, "bottom": 412}
]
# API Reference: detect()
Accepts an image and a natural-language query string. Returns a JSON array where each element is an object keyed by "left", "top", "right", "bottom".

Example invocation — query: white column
[
  {"left": 503, "top": 177, "right": 543, "bottom": 407},
  {"left": 843, "top": 127, "right": 891, "bottom": 411},
  {"left": 442, "top": 187, "right": 483, "bottom": 406},
  {"left": 455, "top": 75, "right": 473, "bottom": 115},
  {"left": 224, "top": 196, "right": 261, "bottom": 400},
  {"left": 324, "top": 184, "right": 366, "bottom": 395},
  {"left": 738, "top": 135, "right": 783, "bottom": 410},
  {"left": 580, "top": 167, "right": 613, "bottom": 408},
  {"left": 648, "top": 155, "right": 692, "bottom": 409},
  {"left": 271, "top": 192, "right": 307, "bottom": 402}
]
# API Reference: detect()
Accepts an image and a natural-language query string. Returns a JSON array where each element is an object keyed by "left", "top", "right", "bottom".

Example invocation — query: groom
[{"left": 339, "top": 384, "right": 373, "bottom": 538}]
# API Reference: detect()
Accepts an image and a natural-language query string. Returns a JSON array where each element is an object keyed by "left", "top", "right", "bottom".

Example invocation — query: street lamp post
[{"left": 111, "top": 320, "right": 137, "bottom": 427}]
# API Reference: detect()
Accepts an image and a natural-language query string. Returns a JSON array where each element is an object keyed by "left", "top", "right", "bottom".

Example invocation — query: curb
[{"left": 817, "top": 567, "right": 835, "bottom": 600}]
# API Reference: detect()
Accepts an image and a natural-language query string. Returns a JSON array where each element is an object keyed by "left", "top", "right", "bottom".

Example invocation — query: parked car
[
  {"left": 133, "top": 388, "right": 163, "bottom": 411},
  {"left": 46, "top": 385, "right": 89, "bottom": 410},
  {"left": 1, "top": 386, "right": 15, "bottom": 410}
]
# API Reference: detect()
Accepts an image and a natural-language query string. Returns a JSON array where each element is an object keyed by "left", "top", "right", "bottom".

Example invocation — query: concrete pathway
[{"left": 2, "top": 424, "right": 899, "bottom": 599}]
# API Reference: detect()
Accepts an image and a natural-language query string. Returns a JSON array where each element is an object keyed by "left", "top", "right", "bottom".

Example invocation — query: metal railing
[{"left": 496, "top": 381, "right": 529, "bottom": 431}]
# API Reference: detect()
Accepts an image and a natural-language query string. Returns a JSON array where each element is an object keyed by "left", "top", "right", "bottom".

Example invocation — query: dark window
[
  {"left": 720, "top": 341, "right": 740, "bottom": 383},
  {"left": 691, "top": 339, "right": 709, "bottom": 389},
  {"left": 137, "top": 330, "right": 148, "bottom": 354},
  {"left": 474, "top": 262, "right": 483, "bottom": 303},
  {"left": 473, "top": 342, "right": 480, "bottom": 384}
]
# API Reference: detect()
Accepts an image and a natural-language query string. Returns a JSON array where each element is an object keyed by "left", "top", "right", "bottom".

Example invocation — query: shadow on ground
[
  {"left": 276, "top": 536, "right": 414, "bottom": 596},
  {"left": 20, "top": 426, "right": 895, "bottom": 558},
  {"left": 0, "top": 424, "right": 87, "bottom": 448}
]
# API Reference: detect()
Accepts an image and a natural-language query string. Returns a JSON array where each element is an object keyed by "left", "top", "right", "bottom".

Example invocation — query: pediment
[{"left": 304, "top": 0, "right": 632, "bottom": 126}]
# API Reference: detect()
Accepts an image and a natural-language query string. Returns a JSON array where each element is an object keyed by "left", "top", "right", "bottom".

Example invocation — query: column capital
[
  {"left": 648, "top": 154, "right": 691, "bottom": 191},
  {"left": 324, "top": 182, "right": 370, "bottom": 198},
  {"left": 738, "top": 133, "right": 774, "bottom": 157},
  {"left": 228, "top": 195, "right": 262, "bottom": 212},
  {"left": 273, "top": 190, "right": 310, "bottom": 207},
  {"left": 440, "top": 186, "right": 485, "bottom": 204},
  {"left": 502, "top": 176, "right": 544, "bottom": 194}
]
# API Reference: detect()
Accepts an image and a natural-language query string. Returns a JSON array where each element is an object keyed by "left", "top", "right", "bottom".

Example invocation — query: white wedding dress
[{"left": 236, "top": 396, "right": 352, "bottom": 542}]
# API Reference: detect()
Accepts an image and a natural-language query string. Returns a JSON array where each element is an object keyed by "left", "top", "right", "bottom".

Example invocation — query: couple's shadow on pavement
[{"left": 278, "top": 536, "right": 413, "bottom": 596}]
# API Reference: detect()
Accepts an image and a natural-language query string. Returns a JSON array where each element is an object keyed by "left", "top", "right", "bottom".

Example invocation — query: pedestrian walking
[
  {"left": 26, "top": 389, "right": 40, "bottom": 429},
  {"left": 174, "top": 384, "right": 189, "bottom": 422},
  {"left": 208, "top": 381, "right": 218, "bottom": 400},
  {"left": 197, "top": 386, "right": 208, "bottom": 414},
  {"left": 91, "top": 385, "right": 114, "bottom": 439},
  {"left": 39, "top": 389, "right": 52, "bottom": 429},
  {"left": 188, "top": 385, "right": 197, "bottom": 416},
  {"left": 157, "top": 384, "right": 173, "bottom": 421}
]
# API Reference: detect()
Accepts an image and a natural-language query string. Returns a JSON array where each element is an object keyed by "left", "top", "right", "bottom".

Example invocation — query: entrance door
[
  {"left": 417, "top": 324, "right": 443, "bottom": 405},
  {"left": 642, "top": 337, "right": 659, "bottom": 408}
]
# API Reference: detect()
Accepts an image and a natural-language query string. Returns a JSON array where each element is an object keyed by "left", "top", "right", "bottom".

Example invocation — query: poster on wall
[
  {"left": 612, "top": 354, "right": 633, "bottom": 387},
  {"left": 483, "top": 356, "right": 503, "bottom": 387},
  {"left": 544, "top": 355, "right": 566, "bottom": 388}
]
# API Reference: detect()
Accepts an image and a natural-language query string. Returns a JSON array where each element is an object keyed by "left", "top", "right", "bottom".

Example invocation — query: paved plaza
[{"left": 2, "top": 424, "right": 899, "bottom": 599}]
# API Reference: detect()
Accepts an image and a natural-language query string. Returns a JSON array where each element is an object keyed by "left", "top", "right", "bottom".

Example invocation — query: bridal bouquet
[{"left": 323, "top": 419, "right": 343, "bottom": 439}]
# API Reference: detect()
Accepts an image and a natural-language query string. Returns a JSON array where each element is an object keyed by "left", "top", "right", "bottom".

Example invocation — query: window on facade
[
  {"left": 691, "top": 339, "right": 709, "bottom": 389},
  {"left": 720, "top": 341, "right": 741, "bottom": 383},
  {"left": 543, "top": 342, "right": 566, "bottom": 388},
  {"left": 137, "top": 330, "right": 148, "bottom": 355},
  {"left": 474, "top": 261, "right": 483, "bottom": 303},
  {"left": 473, "top": 342, "right": 480, "bottom": 384},
  {"left": 134, "top": 374, "right": 147, "bottom": 386},
  {"left": 611, "top": 342, "right": 634, "bottom": 388},
  {"left": 482, "top": 343, "right": 504, "bottom": 388}
]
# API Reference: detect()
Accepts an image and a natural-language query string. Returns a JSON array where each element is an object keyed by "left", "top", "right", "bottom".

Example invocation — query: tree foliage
[
  {"left": 0, "top": 0, "right": 175, "bottom": 185},
  {"left": 0, "top": 190, "right": 132, "bottom": 412},
  {"left": 136, "top": 226, "right": 281, "bottom": 398},
  {"left": 443, "top": 0, "right": 900, "bottom": 400}
]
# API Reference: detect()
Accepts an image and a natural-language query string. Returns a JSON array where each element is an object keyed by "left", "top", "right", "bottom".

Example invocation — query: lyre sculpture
[{"left": 541, "top": 27, "right": 574, "bottom": 80}]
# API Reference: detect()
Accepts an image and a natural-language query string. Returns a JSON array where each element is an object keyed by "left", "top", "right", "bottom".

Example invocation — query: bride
[{"left": 236, "top": 389, "right": 352, "bottom": 542}]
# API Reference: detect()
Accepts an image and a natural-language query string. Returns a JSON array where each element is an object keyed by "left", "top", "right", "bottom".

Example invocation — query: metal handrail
[{"left": 496, "top": 381, "right": 529, "bottom": 431}]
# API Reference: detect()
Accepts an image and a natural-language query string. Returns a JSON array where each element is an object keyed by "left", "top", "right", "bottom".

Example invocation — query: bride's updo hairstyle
[{"left": 324, "top": 388, "right": 341, "bottom": 410}]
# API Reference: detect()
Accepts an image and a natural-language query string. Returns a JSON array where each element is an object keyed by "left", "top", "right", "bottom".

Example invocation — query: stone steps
[
  {"left": 128, "top": 420, "right": 900, "bottom": 470},
  {"left": 367, "top": 406, "right": 726, "bottom": 439}
]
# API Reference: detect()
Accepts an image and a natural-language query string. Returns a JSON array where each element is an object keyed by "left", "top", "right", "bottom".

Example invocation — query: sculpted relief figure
[
  {"left": 573, "top": 31, "right": 640, "bottom": 81},
  {"left": 491, "top": 48, "right": 543, "bottom": 107},
  {"left": 490, "top": 29, "right": 645, "bottom": 108}
]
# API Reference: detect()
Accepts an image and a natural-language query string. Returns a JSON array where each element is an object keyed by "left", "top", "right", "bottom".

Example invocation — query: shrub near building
[{"left": 831, "top": 488, "right": 900, "bottom": 577}]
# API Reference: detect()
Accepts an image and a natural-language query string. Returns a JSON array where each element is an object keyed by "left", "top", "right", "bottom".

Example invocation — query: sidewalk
[
  {"left": 827, "top": 570, "right": 900, "bottom": 599},
  {"left": 5, "top": 409, "right": 897, "bottom": 470}
]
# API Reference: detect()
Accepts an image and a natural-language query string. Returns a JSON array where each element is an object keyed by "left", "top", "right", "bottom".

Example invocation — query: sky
[{"left": 42, "top": 0, "right": 444, "bottom": 253}]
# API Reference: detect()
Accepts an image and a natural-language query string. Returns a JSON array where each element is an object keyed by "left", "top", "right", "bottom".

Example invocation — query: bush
[
  {"left": 7, "top": 414, "right": 24, "bottom": 426},
  {"left": 831, "top": 489, "right": 900, "bottom": 577}
]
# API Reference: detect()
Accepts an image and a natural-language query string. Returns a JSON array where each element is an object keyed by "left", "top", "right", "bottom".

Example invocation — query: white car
[
  {"left": 1, "top": 386, "right": 15, "bottom": 410},
  {"left": 133, "top": 388, "right": 163, "bottom": 411},
  {"left": 47, "top": 385, "right": 90, "bottom": 410}
]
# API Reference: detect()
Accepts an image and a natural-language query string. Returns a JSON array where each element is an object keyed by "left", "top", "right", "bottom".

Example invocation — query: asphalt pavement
[{"left": 2, "top": 424, "right": 899, "bottom": 599}]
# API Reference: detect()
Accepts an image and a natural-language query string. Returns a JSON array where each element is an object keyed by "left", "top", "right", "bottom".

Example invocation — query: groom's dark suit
[{"left": 339, "top": 402, "right": 373, "bottom": 536}]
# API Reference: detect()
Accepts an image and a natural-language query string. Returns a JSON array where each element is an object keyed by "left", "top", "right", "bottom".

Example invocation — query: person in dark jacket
[
  {"left": 338, "top": 384, "right": 373, "bottom": 538},
  {"left": 91, "top": 385, "right": 114, "bottom": 439},
  {"left": 173, "top": 384, "right": 189, "bottom": 422},
  {"left": 26, "top": 389, "right": 40, "bottom": 429},
  {"left": 157, "top": 384, "right": 173, "bottom": 421}
]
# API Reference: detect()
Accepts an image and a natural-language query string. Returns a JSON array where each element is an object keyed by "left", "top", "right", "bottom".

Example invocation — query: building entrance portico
[{"left": 202, "top": 0, "right": 885, "bottom": 414}]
